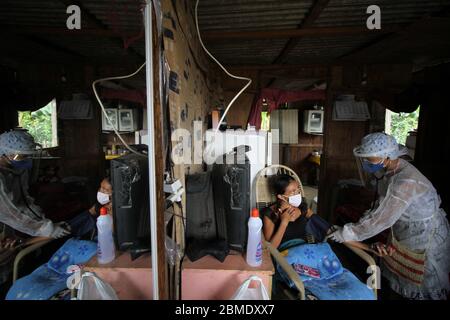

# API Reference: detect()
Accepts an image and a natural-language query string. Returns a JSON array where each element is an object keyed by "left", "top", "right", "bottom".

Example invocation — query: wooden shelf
[
  {"left": 182, "top": 247, "right": 274, "bottom": 275},
  {"left": 181, "top": 247, "right": 274, "bottom": 299},
  {"left": 105, "top": 154, "right": 122, "bottom": 160},
  {"left": 83, "top": 251, "right": 153, "bottom": 300},
  {"left": 84, "top": 251, "right": 151, "bottom": 270}
]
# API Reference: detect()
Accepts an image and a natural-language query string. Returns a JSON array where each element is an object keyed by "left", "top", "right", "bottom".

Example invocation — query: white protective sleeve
[
  {"left": 0, "top": 176, "right": 54, "bottom": 237},
  {"left": 341, "top": 177, "right": 428, "bottom": 242}
]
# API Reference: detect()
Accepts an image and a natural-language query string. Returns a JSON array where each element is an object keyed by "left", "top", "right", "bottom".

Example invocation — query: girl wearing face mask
[
  {"left": 90, "top": 178, "right": 113, "bottom": 216},
  {"left": 262, "top": 174, "right": 314, "bottom": 249},
  {"left": 67, "top": 178, "right": 113, "bottom": 238}
]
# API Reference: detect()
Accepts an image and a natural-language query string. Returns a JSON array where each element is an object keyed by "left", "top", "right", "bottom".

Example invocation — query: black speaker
[
  {"left": 212, "top": 145, "right": 251, "bottom": 252},
  {"left": 110, "top": 152, "right": 150, "bottom": 258},
  {"left": 186, "top": 171, "right": 217, "bottom": 240}
]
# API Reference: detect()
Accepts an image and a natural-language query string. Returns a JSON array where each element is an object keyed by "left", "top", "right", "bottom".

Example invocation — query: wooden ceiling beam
[
  {"left": 272, "top": 0, "right": 331, "bottom": 66},
  {"left": 226, "top": 64, "right": 327, "bottom": 71},
  {"left": 263, "top": 0, "right": 330, "bottom": 87},
  {"left": 58, "top": 0, "right": 145, "bottom": 60},
  {"left": 6, "top": 24, "right": 405, "bottom": 41},
  {"left": 5, "top": 26, "right": 123, "bottom": 37},
  {"left": 337, "top": 13, "right": 450, "bottom": 62},
  {"left": 202, "top": 25, "right": 404, "bottom": 41}
]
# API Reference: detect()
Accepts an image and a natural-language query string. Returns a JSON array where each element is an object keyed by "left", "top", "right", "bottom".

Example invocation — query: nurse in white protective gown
[{"left": 329, "top": 132, "right": 450, "bottom": 300}]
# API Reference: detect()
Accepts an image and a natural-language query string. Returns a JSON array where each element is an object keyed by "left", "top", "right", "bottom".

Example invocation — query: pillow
[{"left": 277, "top": 242, "right": 343, "bottom": 287}]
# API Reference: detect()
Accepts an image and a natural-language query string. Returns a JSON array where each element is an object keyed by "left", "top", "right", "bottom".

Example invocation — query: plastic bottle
[
  {"left": 246, "top": 208, "right": 263, "bottom": 267},
  {"left": 97, "top": 207, "right": 116, "bottom": 264},
  {"left": 111, "top": 137, "right": 117, "bottom": 155}
]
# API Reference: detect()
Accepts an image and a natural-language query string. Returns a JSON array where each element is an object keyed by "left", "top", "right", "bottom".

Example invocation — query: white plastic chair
[{"left": 255, "top": 165, "right": 378, "bottom": 300}]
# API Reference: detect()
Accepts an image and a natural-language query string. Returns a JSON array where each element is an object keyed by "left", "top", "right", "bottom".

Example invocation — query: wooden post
[
  {"left": 153, "top": 5, "right": 169, "bottom": 300},
  {"left": 145, "top": 2, "right": 168, "bottom": 300}
]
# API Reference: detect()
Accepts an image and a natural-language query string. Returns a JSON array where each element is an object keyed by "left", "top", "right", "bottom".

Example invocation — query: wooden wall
[
  {"left": 318, "top": 66, "right": 371, "bottom": 221},
  {"left": 414, "top": 64, "right": 450, "bottom": 214},
  {"left": 56, "top": 102, "right": 103, "bottom": 180},
  {"left": 163, "top": 0, "right": 224, "bottom": 175},
  {"left": 279, "top": 101, "right": 324, "bottom": 184},
  {"left": 1, "top": 62, "right": 104, "bottom": 183},
  {"left": 48, "top": 65, "right": 103, "bottom": 182},
  {"left": 161, "top": 0, "right": 225, "bottom": 299},
  {"left": 0, "top": 66, "right": 19, "bottom": 132},
  {"left": 317, "top": 63, "right": 416, "bottom": 221}
]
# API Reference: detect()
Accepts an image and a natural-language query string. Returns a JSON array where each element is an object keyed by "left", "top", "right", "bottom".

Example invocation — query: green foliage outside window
[
  {"left": 389, "top": 106, "right": 420, "bottom": 145},
  {"left": 18, "top": 102, "right": 54, "bottom": 148}
]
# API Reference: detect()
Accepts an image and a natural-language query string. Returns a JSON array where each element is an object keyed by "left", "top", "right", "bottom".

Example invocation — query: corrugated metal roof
[
  {"left": 197, "top": 0, "right": 315, "bottom": 31},
  {"left": 81, "top": 0, "right": 143, "bottom": 31},
  {"left": 197, "top": 0, "right": 450, "bottom": 67},
  {"left": 39, "top": 34, "right": 133, "bottom": 58},
  {"left": 313, "top": 0, "right": 450, "bottom": 27},
  {"left": 0, "top": 1, "right": 67, "bottom": 27},
  {"left": 3, "top": 0, "right": 450, "bottom": 89},
  {"left": 283, "top": 34, "right": 381, "bottom": 64},
  {"left": 205, "top": 39, "right": 289, "bottom": 65},
  {"left": 1, "top": 0, "right": 145, "bottom": 64}
]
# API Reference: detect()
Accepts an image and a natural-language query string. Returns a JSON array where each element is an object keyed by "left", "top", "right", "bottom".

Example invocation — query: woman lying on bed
[{"left": 261, "top": 174, "right": 391, "bottom": 257}]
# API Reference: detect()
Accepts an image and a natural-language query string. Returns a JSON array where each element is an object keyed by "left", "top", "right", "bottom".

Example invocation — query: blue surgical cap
[
  {"left": 353, "top": 132, "right": 407, "bottom": 160},
  {"left": 0, "top": 129, "right": 39, "bottom": 156}
]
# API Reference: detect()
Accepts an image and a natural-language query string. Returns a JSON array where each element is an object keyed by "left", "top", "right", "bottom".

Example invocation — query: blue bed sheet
[
  {"left": 6, "top": 238, "right": 97, "bottom": 300},
  {"left": 276, "top": 240, "right": 375, "bottom": 300}
]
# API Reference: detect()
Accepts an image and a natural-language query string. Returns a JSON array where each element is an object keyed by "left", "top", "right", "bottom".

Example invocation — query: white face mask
[
  {"left": 97, "top": 191, "right": 110, "bottom": 205},
  {"left": 288, "top": 194, "right": 302, "bottom": 207}
]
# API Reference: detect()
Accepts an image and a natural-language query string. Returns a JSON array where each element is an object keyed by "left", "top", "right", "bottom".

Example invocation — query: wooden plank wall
[
  {"left": 415, "top": 64, "right": 450, "bottom": 214},
  {"left": 318, "top": 64, "right": 415, "bottom": 221},
  {"left": 1, "top": 65, "right": 19, "bottom": 132},
  {"left": 1, "top": 62, "right": 104, "bottom": 183},
  {"left": 51, "top": 65, "right": 103, "bottom": 182},
  {"left": 161, "top": 0, "right": 224, "bottom": 299},
  {"left": 279, "top": 101, "right": 324, "bottom": 184},
  {"left": 163, "top": 0, "right": 224, "bottom": 174},
  {"left": 318, "top": 66, "right": 370, "bottom": 221}
]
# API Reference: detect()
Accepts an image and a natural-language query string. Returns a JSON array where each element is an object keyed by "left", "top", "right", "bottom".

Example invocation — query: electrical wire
[
  {"left": 92, "top": 62, "right": 148, "bottom": 158},
  {"left": 194, "top": 0, "right": 252, "bottom": 133},
  {"left": 93, "top": 1, "right": 251, "bottom": 154}
]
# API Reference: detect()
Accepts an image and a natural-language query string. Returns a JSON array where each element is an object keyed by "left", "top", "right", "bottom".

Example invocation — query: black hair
[
  {"left": 270, "top": 174, "right": 295, "bottom": 196},
  {"left": 100, "top": 176, "right": 110, "bottom": 184}
]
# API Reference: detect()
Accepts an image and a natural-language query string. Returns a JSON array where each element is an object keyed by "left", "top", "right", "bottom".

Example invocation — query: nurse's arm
[{"left": 340, "top": 179, "right": 425, "bottom": 242}]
